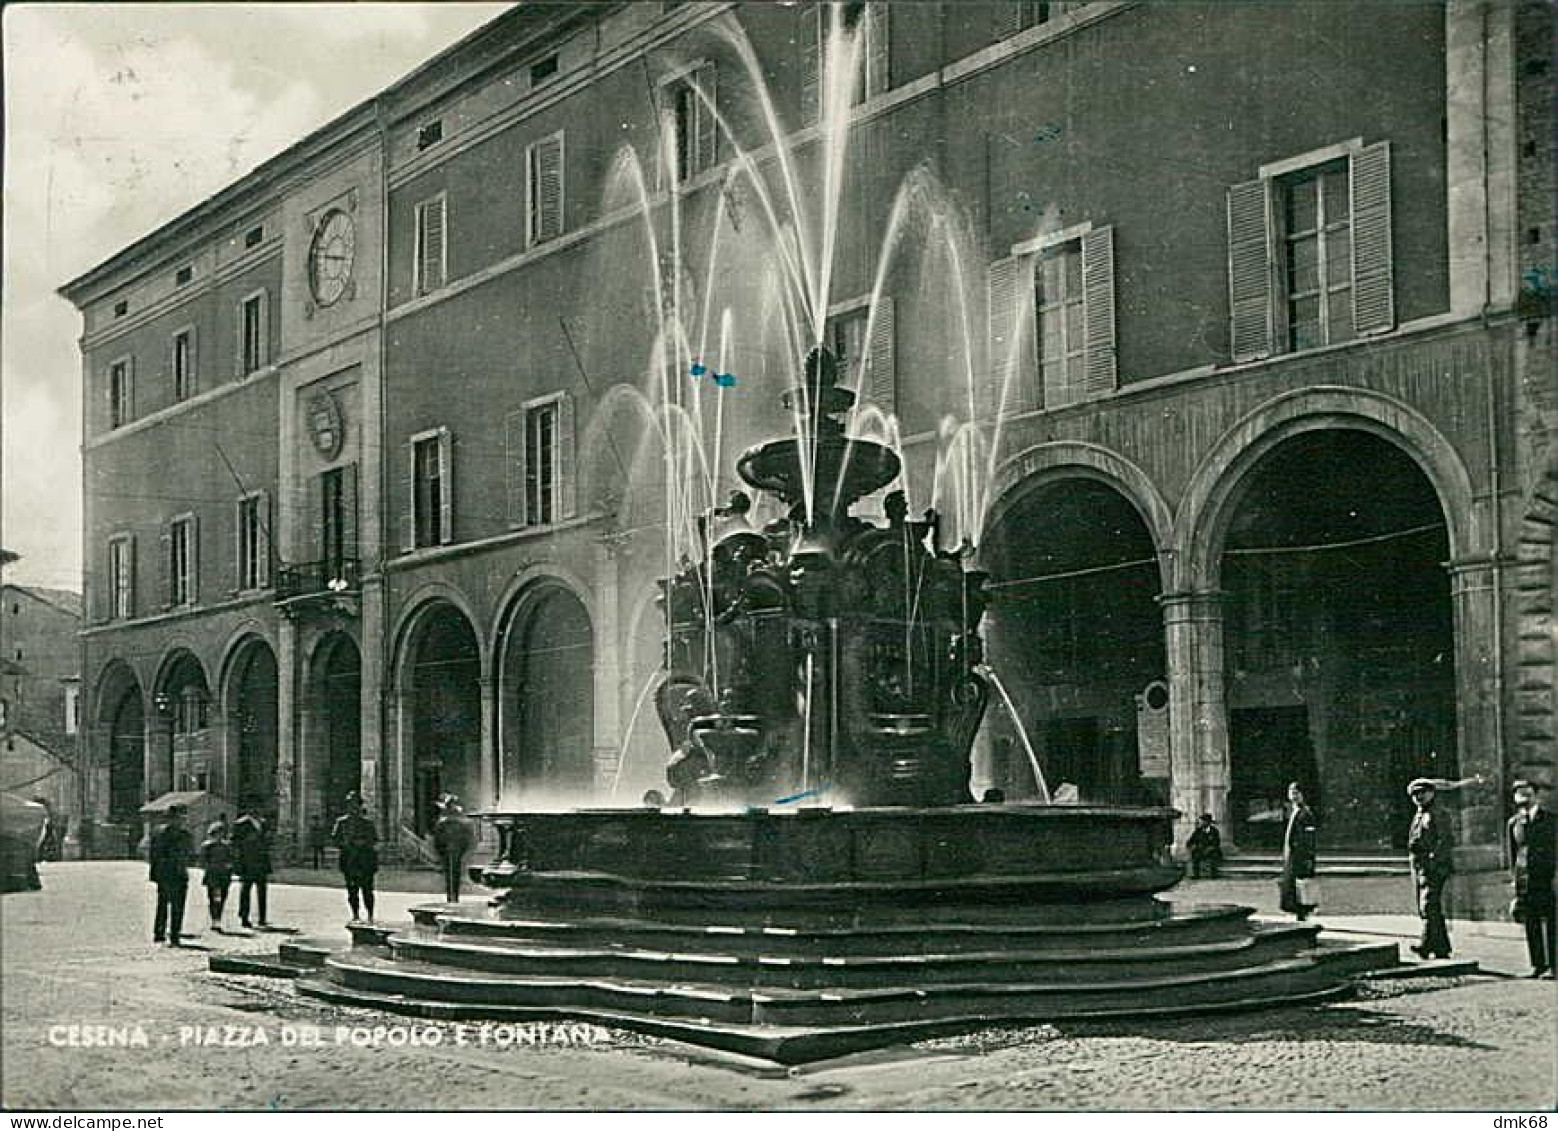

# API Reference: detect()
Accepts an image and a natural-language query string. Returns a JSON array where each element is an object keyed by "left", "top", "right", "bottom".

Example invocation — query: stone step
[
  {"left": 208, "top": 953, "right": 313, "bottom": 979},
  {"left": 1357, "top": 957, "right": 1480, "bottom": 980},
  {"left": 421, "top": 902, "right": 1257, "bottom": 956},
  {"left": 278, "top": 940, "right": 331, "bottom": 969},
  {"left": 382, "top": 923, "right": 1319, "bottom": 990},
  {"left": 310, "top": 949, "right": 1347, "bottom": 1030},
  {"left": 347, "top": 922, "right": 397, "bottom": 949},
  {"left": 1218, "top": 856, "right": 1410, "bottom": 878}
]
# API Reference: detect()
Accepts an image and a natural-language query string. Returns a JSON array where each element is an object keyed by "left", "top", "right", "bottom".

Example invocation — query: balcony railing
[{"left": 275, "top": 558, "right": 360, "bottom": 602}]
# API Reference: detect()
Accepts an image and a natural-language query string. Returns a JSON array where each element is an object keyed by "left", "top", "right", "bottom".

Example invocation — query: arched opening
[
  {"left": 499, "top": 586, "right": 595, "bottom": 800},
  {"left": 226, "top": 639, "right": 278, "bottom": 820},
  {"left": 99, "top": 666, "right": 145, "bottom": 827},
  {"left": 154, "top": 651, "right": 211, "bottom": 798},
  {"left": 408, "top": 604, "right": 481, "bottom": 833},
  {"left": 310, "top": 632, "right": 362, "bottom": 828},
  {"left": 1215, "top": 429, "right": 1454, "bottom": 851},
  {"left": 981, "top": 478, "right": 1166, "bottom": 803}
]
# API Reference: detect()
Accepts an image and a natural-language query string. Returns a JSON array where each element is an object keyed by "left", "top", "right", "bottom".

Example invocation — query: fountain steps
[
  {"left": 411, "top": 902, "right": 1259, "bottom": 955},
  {"left": 302, "top": 946, "right": 1360, "bottom": 1031},
  {"left": 376, "top": 923, "right": 1320, "bottom": 989}
]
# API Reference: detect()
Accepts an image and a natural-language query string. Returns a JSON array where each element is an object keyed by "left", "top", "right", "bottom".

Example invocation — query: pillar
[
  {"left": 1447, "top": 556, "right": 1507, "bottom": 862},
  {"left": 360, "top": 583, "right": 386, "bottom": 821},
  {"left": 1160, "top": 590, "right": 1229, "bottom": 850},
  {"left": 592, "top": 537, "right": 625, "bottom": 791},
  {"left": 479, "top": 676, "right": 497, "bottom": 809},
  {"left": 144, "top": 705, "right": 173, "bottom": 799},
  {"left": 275, "top": 618, "right": 299, "bottom": 854}
]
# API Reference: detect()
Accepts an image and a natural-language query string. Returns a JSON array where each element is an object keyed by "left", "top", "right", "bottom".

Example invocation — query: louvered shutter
[
  {"left": 696, "top": 63, "right": 718, "bottom": 173},
  {"left": 994, "top": 2, "right": 1024, "bottom": 39},
  {"left": 800, "top": 5, "right": 821, "bottom": 125},
  {"left": 437, "top": 428, "right": 454, "bottom": 545},
  {"left": 1081, "top": 226, "right": 1117, "bottom": 394},
  {"left": 868, "top": 296, "right": 896, "bottom": 410},
  {"left": 159, "top": 527, "right": 173, "bottom": 610},
  {"left": 400, "top": 441, "right": 416, "bottom": 552},
  {"left": 234, "top": 300, "right": 245, "bottom": 377},
  {"left": 340, "top": 470, "right": 357, "bottom": 567},
  {"left": 419, "top": 199, "right": 446, "bottom": 293},
  {"left": 127, "top": 535, "right": 137, "bottom": 618},
  {"left": 558, "top": 394, "right": 578, "bottom": 520},
  {"left": 188, "top": 325, "right": 199, "bottom": 394},
  {"left": 258, "top": 293, "right": 270, "bottom": 368},
  {"left": 1227, "top": 177, "right": 1274, "bottom": 361},
  {"left": 865, "top": 3, "right": 890, "bottom": 98},
  {"left": 259, "top": 491, "right": 272, "bottom": 588},
  {"left": 233, "top": 497, "right": 244, "bottom": 591},
  {"left": 1350, "top": 141, "right": 1394, "bottom": 336},
  {"left": 531, "top": 137, "right": 564, "bottom": 244},
  {"left": 189, "top": 515, "right": 200, "bottom": 604},
  {"left": 310, "top": 475, "right": 327, "bottom": 565},
  {"left": 987, "top": 257, "right": 1019, "bottom": 420},
  {"left": 505, "top": 410, "right": 528, "bottom": 527}
]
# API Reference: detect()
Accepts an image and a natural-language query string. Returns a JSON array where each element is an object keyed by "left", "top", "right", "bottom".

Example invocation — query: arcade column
[
  {"left": 1159, "top": 590, "right": 1230, "bottom": 849},
  {"left": 1446, "top": 555, "right": 1509, "bottom": 863}
]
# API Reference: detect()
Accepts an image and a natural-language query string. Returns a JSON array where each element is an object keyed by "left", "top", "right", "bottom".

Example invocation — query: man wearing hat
[
  {"left": 331, "top": 792, "right": 379, "bottom": 922},
  {"left": 148, "top": 804, "right": 195, "bottom": 946},
  {"left": 432, "top": 794, "right": 476, "bottom": 905},
  {"left": 1406, "top": 778, "right": 1454, "bottom": 959},
  {"left": 1508, "top": 779, "right": 1557, "bottom": 978}
]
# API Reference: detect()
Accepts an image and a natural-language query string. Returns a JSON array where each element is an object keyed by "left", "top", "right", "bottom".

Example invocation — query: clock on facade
[{"left": 307, "top": 208, "right": 355, "bottom": 307}]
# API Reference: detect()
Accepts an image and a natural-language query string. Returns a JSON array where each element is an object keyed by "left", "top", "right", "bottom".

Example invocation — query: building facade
[
  {"left": 0, "top": 585, "right": 82, "bottom": 826},
  {"left": 64, "top": 2, "right": 1555, "bottom": 893}
]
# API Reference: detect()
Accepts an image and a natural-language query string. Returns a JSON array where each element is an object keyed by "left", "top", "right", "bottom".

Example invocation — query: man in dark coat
[
  {"left": 229, "top": 805, "right": 272, "bottom": 929},
  {"left": 332, "top": 792, "right": 379, "bottom": 922},
  {"left": 1187, "top": 813, "right": 1223, "bottom": 879},
  {"left": 1278, "top": 782, "right": 1318, "bottom": 921},
  {"left": 1508, "top": 779, "right": 1557, "bottom": 978},
  {"left": 432, "top": 794, "right": 476, "bottom": 905},
  {"left": 148, "top": 805, "right": 195, "bottom": 946},
  {"left": 1407, "top": 778, "right": 1454, "bottom": 959}
]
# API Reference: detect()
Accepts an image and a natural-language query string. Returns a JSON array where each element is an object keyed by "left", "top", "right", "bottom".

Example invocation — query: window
[
  {"left": 236, "top": 492, "right": 269, "bottom": 590},
  {"left": 113, "top": 300, "right": 128, "bottom": 318},
  {"left": 506, "top": 394, "right": 577, "bottom": 527},
  {"left": 320, "top": 467, "right": 359, "bottom": 577},
  {"left": 999, "top": 1, "right": 1083, "bottom": 36},
  {"left": 174, "top": 687, "right": 208, "bottom": 735},
  {"left": 414, "top": 195, "right": 447, "bottom": 295},
  {"left": 1227, "top": 141, "right": 1394, "bottom": 361},
  {"left": 826, "top": 297, "right": 897, "bottom": 410},
  {"left": 1035, "top": 242, "right": 1087, "bottom": 406},
  {"left": 65, "top": 686, "right": 80, "bottom": 736},
  {"left": 239, "top": 291, "right": 268, "bottom": 374},
  {"left": 244, "top": 225, "right": 264, "bottom": 249},
  {"left": 530, "top": 55, "right": 558, "bottom": 84},
  {"left": 417, "top": 119, "right": 443, "bottom": 150},
  {"left": 666, "top": 64, "right": 717, "bottom": 184},
  {"left": 526, "top": 133, "right": 564, "bottom": 245},
  {"left": 168, "top": 516, "right": 198, "bottom": 607},
  {"left": 108, "top": 535, "right": 134, "bottom": 620},
  {"left": 800, "top": 2, "right": 889, "bottom": 124},
  {"left": 175, "top": 265, "right": 193, "bottom": 286},
  {"left": 108, "top": 358, "right": 133, "bottom": 429},
  {"left": 172, "top": 327, "right": 196, "bottom": 401},
  {"left": 407, "top": 429, "right": 452, "bottom": 549},
  {"left": 987, "top": 225, "right": 1116, "bottom": 414}
]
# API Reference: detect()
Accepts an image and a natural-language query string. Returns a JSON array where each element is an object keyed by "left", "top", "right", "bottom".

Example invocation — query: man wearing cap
[
  {"left": 1406, "top": 778, "right": 1453, "bottom": 960},
  {"left": 148, "top": 804, "right": 195, "bottom": 946},
  {"left": 1508, "top": 779, "right": 1557, "bottom": 978}
]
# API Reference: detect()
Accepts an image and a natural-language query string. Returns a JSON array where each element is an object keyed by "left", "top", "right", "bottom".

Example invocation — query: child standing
[{"left": 199, "top": 821, "right": 234, "bottom": 933}]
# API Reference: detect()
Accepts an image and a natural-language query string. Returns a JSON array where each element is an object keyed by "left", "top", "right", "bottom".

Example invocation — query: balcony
[{"left": 275, "top": 558, "right": 360, "bottom": 619}]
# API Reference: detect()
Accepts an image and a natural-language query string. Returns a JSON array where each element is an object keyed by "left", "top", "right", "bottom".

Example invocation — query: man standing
[
  {"left": 1406, "top": 778, "right": 1454, "bottom": 960},
  {"left": 1508, "top": 779, "right": 1557, "bottom": 978},
  {"left": 1278, "top": 782, "right": 1318, "bottom": 921},
  {"left": 432, "top": 794, "right": 476, "bottom": 905},
  {"left": 230, "top": 805, "right": 272, "bottom": 929},
  {"left": 148, "top": 804, "right": 195, "bottom": 946},
  {"left": 332, "top": 792, "right": 379, "bottom": 923}
]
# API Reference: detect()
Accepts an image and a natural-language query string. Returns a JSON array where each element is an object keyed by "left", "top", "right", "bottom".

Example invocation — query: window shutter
[
  {"left": 258, "top": 492, "right": 272, "bottom": 587},
  {"left": 994, "top": 3, "right": 1024, "bottom": 39},
  {"left": 234, "top": 301, "right": 244, "bottom": 377},
  {"left": 233, "top": 497, "right": 244, "bottom": 591},
  {"left": 865, "top": 3, "right": 890, "bottom": 98},
  {"left": 531, "top": 137, "right": 564, "bottom": 244},
  {"left": 340, "top": 467, "right": 357, "bottom": 565},
  {"left": 987, "top": 257, "right": 1019, "bottom": 420},
  {"left": 258, "top": 292, "right": 270, "bottom": 368},
  {"left": 310, "top": 476, "right": 328, "bottom": 565},
  {"left": 419, "top": 199, "right": 446, "bottom": 293},
  {"left": 558, "top": 393, "right": 578, "bottom": 520},
  {"left": 159, "top": 527, "right": 173, "bottom": 610},
  {"left": 696, "top": 63, "right": 718, "bottom": 174},
  {"left": 868, "top": 295, "right": 897, "bottom": 410},
  {"left": 505, "top": 410, "right": 528, "bottom": 527},
  {"left": 128, "top": 534, "right": 137, "bottom": 618},
  {"left": 437, "top": 427, "right": 454, "bottom": 545},
  {"left": 188, "top": 325, "right": 199, "bottom": 393},
  {"left": 1350, "top": 140, "right": 1394, "bottom": 336},
  {"left": 400, "top": 441, "right": 416, "bottom": 552},
  {"left": 189, "top": 514, "right": 200, "bottom": 604},
  {"left": 1227, "top": 177, "right": 1273, "bottom": 361},
  {"left": 800, "top": 5, "right": 821, "bottom": 125},
  {"left": 1081, "top": 225, "right": 1117, "bottom": 395}
]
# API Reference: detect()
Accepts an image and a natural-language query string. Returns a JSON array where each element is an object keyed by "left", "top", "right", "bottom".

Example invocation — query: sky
[{"left": 1, "top": 2, "right": 512, "bottom": 592}]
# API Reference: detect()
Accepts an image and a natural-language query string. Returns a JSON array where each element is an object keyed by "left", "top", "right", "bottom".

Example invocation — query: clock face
[{"left": 308, "top": 209, "right": 355, "bottom": 307}]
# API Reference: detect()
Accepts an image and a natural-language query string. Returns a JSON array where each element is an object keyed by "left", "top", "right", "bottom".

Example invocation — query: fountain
[{"left": 293, "top": 344, "right": 1397, "bottom": 1063}]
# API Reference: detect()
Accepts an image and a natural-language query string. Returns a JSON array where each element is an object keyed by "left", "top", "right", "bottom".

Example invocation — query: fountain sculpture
[{"left": 293, "top": 347, "right": 1398, "bottom": 1063}]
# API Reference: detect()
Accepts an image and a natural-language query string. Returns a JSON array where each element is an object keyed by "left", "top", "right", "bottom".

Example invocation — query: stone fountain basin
[{"left": 476, "top": 804, "right": 1181, "bottom": 915}]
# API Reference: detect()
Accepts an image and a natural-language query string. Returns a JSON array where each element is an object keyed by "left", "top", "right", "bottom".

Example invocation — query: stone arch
[
  {"left": 214, "top": 620, "right": 277, "bottom": 703},
  {"left": 219, "top": 634, "right": 279, "bottom": 815},
  {"left": 982, "top": 441, "right": 1175, "bottom": 590},
  {"left": 494, "top": 575, "right": 597, "bottom": 800},
  {"left": 392, "top": 593, "right": 485, "bottom": 832},
  {"left": 1512, "top": 460, "right": 1558, "bottom": 781},
  {"left": 94, "top": 659, "right": 146, "bottom": 828},
  {"left": 390, "top": 582, "right": 489, "bottom": 686},
  {"left": 1175, "top": 387, "right": 1479, "bottom": 593}
]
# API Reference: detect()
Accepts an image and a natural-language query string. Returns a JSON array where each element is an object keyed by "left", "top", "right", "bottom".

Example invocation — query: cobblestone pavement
[{"left": 4, "top": 862, "right": 1555, "bottom": 1112}]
